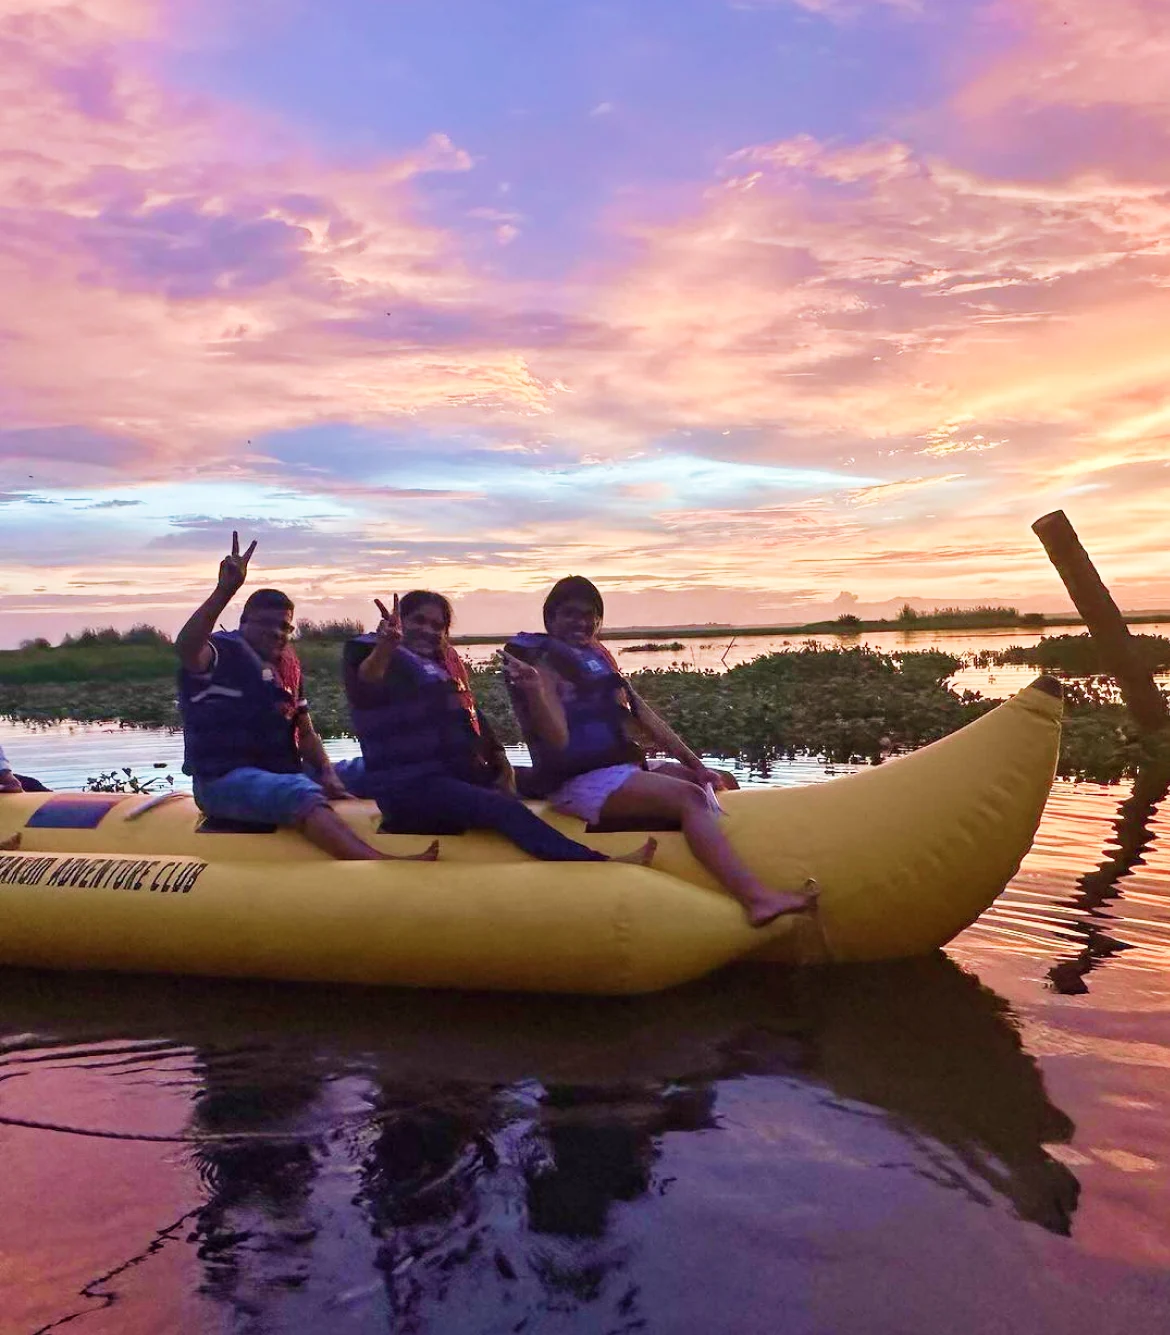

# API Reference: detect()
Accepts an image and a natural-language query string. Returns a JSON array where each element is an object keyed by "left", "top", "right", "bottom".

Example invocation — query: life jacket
[
  {"left": 179, "top": 631, "right": 302, "bottom": 780},
  {"left": 345, "top": 636, "right": 488, "bottom": 784},
  {"left": 504, "top": 632, "right": 643, "bottom": 792}
]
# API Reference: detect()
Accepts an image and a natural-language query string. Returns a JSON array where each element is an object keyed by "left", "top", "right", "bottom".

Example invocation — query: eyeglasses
[{"left": 244, "top": 617, "right": 295, "bottom": 636}]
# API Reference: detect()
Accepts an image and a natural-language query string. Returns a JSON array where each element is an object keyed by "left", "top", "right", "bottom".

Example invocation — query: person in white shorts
[{"left": 503, "top": 577, "right": 819, "bottom": 928}]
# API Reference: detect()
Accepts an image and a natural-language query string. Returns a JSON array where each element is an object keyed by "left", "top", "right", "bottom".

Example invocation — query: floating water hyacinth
[{"left": 0, "top": 639, "right": 1165, "bottom": 785}]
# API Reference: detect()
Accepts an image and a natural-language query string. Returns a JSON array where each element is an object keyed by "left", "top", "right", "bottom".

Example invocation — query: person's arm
[
  {"left": 492, "top": 752, "right": 517, "bottom": 794},
  {"left": 475, "top": 711, "right": 516, "bottom": 793},
  {"left": 357, "top": 596, "right": 402, "bottom": 684},
  {"left": 501, "top": 652, "right": 569, "bottom": 749},
  {"left": 485, "top": 725, "right": 517, "bottom": 794},
  {"left": 0, "top": 742, "right": 21, "bottom": 793},
  {"left": 297, "top": 716, "right": 349, "bottom": 799},
  {"left": 175, "top": 531, "right": 257, "bottom": 673},
  {"left": 624, "top": 685, "right": 729, "bottom": 789}
]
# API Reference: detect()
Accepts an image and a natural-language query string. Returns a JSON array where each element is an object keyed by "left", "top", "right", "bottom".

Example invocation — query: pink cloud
[
  {"left": 959, "top": 0, "right": 1170, "bottom": 125},
  {"left": 3, "top": 0, "right": 1170, "bottom": 639},
  {"left": 0, "top": 0, "right": 552, "bottom": 482}
]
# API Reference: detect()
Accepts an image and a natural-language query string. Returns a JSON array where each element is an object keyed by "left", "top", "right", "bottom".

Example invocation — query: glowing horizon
[{"left": 2, "top": 0, "right": 1169, "bottom": 646}]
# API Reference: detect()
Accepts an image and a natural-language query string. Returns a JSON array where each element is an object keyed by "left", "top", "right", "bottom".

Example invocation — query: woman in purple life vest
[
  {"left": 505, "top": 576, "right": 819, "bottom": 928},
  {"left": 344, "top": 590, "right": 655, "bottom": 866}
]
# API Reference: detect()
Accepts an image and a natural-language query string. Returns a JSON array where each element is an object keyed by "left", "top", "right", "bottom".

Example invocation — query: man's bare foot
[
  {"left": 389, "top": 839, "right": 440, "bottom": 862},
  {"left": 0, "top": 832, "right": 21, "bottom": 852},
  {"left": 746, "top": 877, "right": 819, "bottom": 928},
  {"left": 365, "top": 839, "right": 440, "bottom": 862},
  {"left": 610, "top": 837, "right": 657, "bottom": 866}
]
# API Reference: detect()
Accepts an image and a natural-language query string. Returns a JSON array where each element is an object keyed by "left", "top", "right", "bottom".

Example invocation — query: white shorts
[{"left": 547, "top": 763, "right": 642, "bottom": 826}]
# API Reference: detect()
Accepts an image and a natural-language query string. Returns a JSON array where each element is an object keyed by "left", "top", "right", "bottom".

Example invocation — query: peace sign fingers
[
  {"left": 231, "top": 530, "right": 258, "bottom": 566},
  {"left": 374, "top": 595, "right": 403, "bottom": 647},
  {"left": 217, "top": 531, "right": 257, "bottom": 596}
]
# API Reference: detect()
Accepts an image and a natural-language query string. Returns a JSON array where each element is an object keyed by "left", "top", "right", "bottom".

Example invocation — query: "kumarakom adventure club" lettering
[{"left": 0, "top": 854, "right": 206, "bottom": 894}]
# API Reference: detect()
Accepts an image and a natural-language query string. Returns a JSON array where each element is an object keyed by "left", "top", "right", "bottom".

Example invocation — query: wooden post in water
[{"left": 1032, "top": 510, "right": 1168, "bottom": 733}]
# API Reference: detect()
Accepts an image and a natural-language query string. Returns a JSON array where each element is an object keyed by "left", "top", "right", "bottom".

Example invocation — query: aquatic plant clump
[
  {"left": 627, "top": 646, "right": 985, "bottom": 770},
  {"left": 83, "top": 768, "right": 175, "bottom": 794},
  {"left": 1, "top": 642, "right": 1166, "bottom": 783}
]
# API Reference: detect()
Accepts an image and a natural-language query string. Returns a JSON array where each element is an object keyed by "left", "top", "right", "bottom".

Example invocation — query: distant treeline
[
  {"left": 3, "top": 625, "right": 176, "bottom": 684},
  {"left": 14, "top": 618, "right": 376, "bottom": 653},
  {"left": 294, "top": 618, "right": 366, "bottom": 641},
  {"left": 818, "top": 605, "right": 1048, "bottom": 633},
  {"left": 20, "top": 623, "right": 174, "bottom": 651}
]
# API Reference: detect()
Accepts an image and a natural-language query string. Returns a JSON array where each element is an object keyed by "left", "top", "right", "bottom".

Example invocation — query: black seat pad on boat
[{"left": 196, "top": 816, "right": 279, "bottom": 835}]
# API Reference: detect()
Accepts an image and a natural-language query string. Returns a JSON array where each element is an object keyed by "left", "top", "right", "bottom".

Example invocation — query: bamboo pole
[{"left": 1031, "top": 510, "right": 1168, "bottom": 733}]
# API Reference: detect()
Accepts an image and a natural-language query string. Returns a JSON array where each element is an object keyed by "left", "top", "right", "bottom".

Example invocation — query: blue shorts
[{"left": 193, "top": 767, "right": 327, "bottom": 827}]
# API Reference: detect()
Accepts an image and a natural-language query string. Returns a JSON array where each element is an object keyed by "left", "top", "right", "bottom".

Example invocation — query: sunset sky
[{"left": 2, "top": 0, "right": 1169, "bottom": 644}]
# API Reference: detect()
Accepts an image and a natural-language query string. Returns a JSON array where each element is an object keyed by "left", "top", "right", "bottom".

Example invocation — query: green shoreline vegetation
[{"left": 2, "top": 623, "right": 1169, "bottom": 784}]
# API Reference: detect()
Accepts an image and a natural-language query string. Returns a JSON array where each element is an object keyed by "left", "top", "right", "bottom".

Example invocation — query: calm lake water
[{"left": 2, "top": 634, "right": 1170, "bottom": 1333}]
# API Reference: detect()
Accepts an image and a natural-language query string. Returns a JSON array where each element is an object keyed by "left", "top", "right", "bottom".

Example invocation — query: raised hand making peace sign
[
  {"left": 216, "top": 531, "right": 257, "bottom": 598},
  {"left": 373, "top": 595, "right": 403, "bottom": 650}
]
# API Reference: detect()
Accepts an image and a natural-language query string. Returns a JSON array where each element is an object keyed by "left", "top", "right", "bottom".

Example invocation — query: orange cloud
[{"left": 541, "top": 129, "right": 1170, "bottom": 455}]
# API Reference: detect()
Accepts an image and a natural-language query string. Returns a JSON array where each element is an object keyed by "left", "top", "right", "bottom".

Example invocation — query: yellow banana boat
[{"left": 0, "top": 678, "right": 1062, "bottom": 995}]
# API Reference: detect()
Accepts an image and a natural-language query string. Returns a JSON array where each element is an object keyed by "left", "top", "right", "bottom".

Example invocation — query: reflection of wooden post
[
  {"left": 1032, "top": 510, "right": 1168, "bottom": 732},
  {"left": 1047, "top": 759, "right": 1170, "bottom": 994}
]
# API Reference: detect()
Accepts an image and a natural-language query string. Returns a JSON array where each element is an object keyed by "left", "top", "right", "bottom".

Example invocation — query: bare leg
[
  {"left": 299, "top": 805, "right": 439, "bottom": 862},
  {"left": 599, "top": 771, "right": 817, "bottom": 927},
  {"left": 0, "top": 832, "right": 21, "bottom": 852}
]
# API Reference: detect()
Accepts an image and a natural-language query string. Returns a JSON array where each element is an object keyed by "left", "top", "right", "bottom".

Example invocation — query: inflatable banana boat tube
[{"left": 0, "top": 678, "right": 1062, "bottom": 995}]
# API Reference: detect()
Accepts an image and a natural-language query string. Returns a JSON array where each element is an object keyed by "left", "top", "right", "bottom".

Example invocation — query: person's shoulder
[
  {"left": 593, "top": 642, "right": 621, "bottom": 672},
  {"left": 504, "top": 631, "right": 548, "bottom": 663},
  {"left": 204, "top": 629, "right": 242, "bottom": 661}
]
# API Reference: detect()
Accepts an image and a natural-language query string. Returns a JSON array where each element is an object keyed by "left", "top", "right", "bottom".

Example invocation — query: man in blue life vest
[{"left": 175, "top": 533, "right": 436, "bottom": 862}]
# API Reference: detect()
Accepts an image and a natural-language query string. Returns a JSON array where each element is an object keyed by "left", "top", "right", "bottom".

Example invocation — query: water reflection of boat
[
  {"left": 0, "top": 681, "right": 1063, "bottom": 992},
  {"left": 796, "top": 958, "right": 1080, "bottom": 1234},
  {"left": 0, "top": 955, "right": 1079, "bottom": 1297}
]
